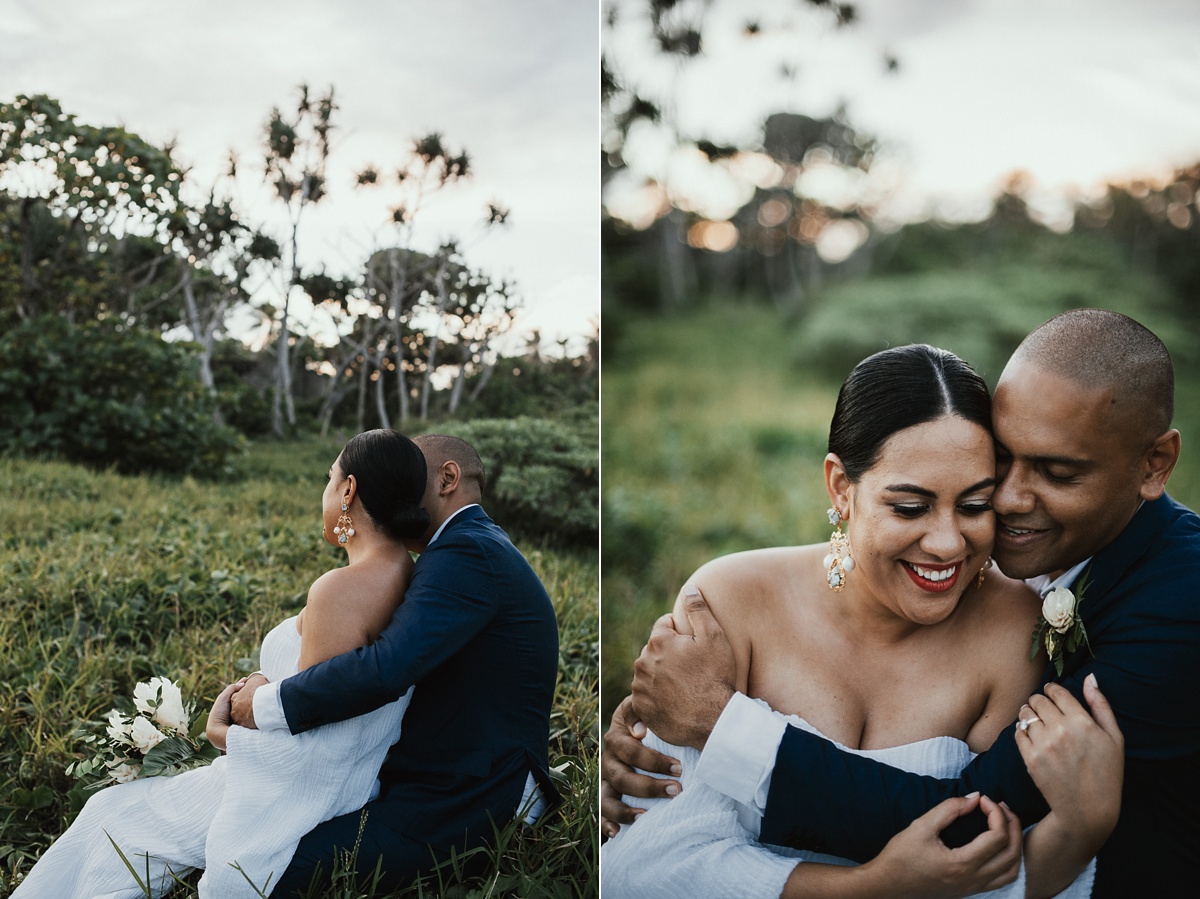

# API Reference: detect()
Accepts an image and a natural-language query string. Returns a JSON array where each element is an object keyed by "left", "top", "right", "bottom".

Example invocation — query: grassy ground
[
  {"left": 0, "top": 438, "right": 598, "bottom": 898},
  {"left": 601, "top": 305, "right": 1200, "bottom": 721}
]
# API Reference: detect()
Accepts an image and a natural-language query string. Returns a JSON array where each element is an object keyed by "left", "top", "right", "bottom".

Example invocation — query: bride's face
[{"left": 836, "top": 415, "right": 997, "bottom": 627}]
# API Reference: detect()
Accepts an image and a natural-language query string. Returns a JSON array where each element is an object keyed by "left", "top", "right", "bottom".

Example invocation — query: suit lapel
[{"left": 1074, "top": 494, "right": 1176, "bottom": 620}]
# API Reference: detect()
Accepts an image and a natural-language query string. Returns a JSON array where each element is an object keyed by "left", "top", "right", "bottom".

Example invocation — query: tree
[
  {"left": 0, "top": 94, "right": 183, "bottom": 322},
  {"left": 355, "top": 132, "right": 474, "bottom": 426},
  {"left": 602, "top": 1, "right": 880, "bottom": 308},
  {"left": 168, "top": 189, "right": 280, "bottom": 416},
  {"left": 261, "top": 84, "right": 336, "bottom": 435}
]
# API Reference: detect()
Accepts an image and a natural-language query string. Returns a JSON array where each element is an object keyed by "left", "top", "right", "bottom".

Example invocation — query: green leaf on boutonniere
[{"left": 1030, "top": 567, "right": 1093, "bottom": 678}]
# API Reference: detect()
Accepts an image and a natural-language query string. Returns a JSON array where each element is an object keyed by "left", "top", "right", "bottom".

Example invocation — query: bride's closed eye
[{"left": 958, "top": 501, "right": 994, "bottom": 515}]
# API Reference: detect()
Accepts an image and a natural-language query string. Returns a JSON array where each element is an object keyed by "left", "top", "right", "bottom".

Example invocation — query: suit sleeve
[
  {"left": 760, "top": 579, "right": 1200, "bottom": 858},
  {"left": 278, "top": 534, "right": 498, "bottom": 735}
]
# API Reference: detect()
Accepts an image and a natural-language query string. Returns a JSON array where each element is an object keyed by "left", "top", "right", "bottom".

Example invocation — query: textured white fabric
[
  {"left": 13, "top": 616, "right": 410, "bottom": 898},
  {"left": 600, "top": 703, "right": 1095, "bottom": 899}
]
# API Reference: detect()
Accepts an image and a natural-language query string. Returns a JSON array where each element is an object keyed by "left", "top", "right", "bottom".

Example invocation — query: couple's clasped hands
[
  {"left": 602, "top": 588, "right": 1124, "bottom": 898},
  {"left": 205, "top": 673, "right": 270, "bottom": 752}
]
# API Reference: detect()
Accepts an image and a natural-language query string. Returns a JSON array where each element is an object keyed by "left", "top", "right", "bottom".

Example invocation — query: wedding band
[{"left": 1017, "top": 715, "right": 1040, "bottom": 732}]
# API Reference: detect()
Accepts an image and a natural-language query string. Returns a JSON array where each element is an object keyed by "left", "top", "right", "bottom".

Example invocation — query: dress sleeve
[{"left": 601, "top": 733, "right": 799, "bottom": 899}]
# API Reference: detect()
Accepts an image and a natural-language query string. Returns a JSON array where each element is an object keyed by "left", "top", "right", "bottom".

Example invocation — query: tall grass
[
  {"left": 600, "top": 306, "right": 1200, "bottom": 720},
  {"left": 0, "top": 440, "right": 597, "bottom": 897}
]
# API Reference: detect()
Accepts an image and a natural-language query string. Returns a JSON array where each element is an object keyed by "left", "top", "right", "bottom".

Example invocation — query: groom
[
  {"left": 604, "top": 309, "right": 1200, "bottom": 897},
  {"left": 231, "top": 433, "right": 561, "bottom": 895}
]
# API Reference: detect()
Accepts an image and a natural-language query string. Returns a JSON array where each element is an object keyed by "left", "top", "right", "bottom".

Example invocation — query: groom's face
[{"left": 990, "top": 359, "right": 1146, "bottom": 579}]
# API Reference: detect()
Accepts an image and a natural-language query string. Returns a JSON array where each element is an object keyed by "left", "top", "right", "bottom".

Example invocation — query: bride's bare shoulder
[{"left": 671, "top": 544, "right": 821, "bottom": 633}]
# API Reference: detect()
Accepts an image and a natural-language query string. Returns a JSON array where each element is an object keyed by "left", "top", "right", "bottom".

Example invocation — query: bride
[
  {"left": 14, "top": 429, "right": 430, "bottom": 898},
  {"left": 601, "top": 345, "right": 1122, "bottom": 898}
]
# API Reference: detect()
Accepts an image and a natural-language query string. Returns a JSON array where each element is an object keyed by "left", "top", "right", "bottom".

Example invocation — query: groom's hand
[
  {"left": 630, "top": 585, "right": 736, "bottom": 751},
  {"left": 600, "top": 695, "right": 683, "bottom": 838},
  {"left": 230, "top": 672, "right": 268, "bottom": 729}
]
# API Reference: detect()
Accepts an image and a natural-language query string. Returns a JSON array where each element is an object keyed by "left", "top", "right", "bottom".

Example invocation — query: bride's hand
[
  {"left": 854, "top": 794, "right": 1021, "bottom": 899},
  {"left": 1015, "top": 674, "right": 1124, "bottom": 847},
  {"left": 205, "top": 679, "right": 247, "bottom": 753}
]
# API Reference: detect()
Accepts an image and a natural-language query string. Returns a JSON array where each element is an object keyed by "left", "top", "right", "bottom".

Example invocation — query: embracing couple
[
  {"left": 602, "top": 309, "right": 1200, "bottom": 898},
  {"left": 16, "top": 431, "right": 561, "bottom": 897}
]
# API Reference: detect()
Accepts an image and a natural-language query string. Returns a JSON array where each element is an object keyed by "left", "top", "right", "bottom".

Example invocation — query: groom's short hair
[
  {"left": 416, "top": 434, "right": 487, "bottom": 496},
  {"left": 1013, "top": 308, "right": 1174, "bottom": 440}
]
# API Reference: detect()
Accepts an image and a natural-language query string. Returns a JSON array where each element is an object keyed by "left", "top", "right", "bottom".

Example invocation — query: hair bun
[{"left": 390, "top": 504, "right": 431, "bottom": 540}]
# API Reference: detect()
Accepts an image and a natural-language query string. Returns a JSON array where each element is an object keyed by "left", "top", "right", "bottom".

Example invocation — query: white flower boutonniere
[{"left": 1030, "top": 569, "right": 1093, "bottom": 676}]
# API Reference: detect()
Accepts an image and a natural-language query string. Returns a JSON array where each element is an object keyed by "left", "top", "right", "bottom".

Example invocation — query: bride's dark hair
[
  {"left": 828, "top": 345, "right": 992, "bottom": 482},
  {"left": 338, "top": 429, "right": 431, "bottom": 540}
]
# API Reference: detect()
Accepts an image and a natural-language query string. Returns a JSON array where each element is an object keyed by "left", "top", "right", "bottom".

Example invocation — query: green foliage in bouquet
[{"left": 66, "top": 677, "right": 219, "bottom": 789}]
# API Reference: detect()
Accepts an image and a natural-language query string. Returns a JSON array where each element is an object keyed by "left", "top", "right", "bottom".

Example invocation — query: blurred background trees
[{"left": 601, "top": 0, "right": 1200, "bottom": 716}]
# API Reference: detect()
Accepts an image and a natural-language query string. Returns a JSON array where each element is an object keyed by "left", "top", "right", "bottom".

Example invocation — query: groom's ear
[
  {"left": 437, "top": 460, "right": 462, "bottom": 496},
  {"left": 1138, "top": 428, "right": 1181, "bottom": 501}
]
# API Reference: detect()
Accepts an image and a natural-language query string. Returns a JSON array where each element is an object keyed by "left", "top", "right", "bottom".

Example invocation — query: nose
[
  {"left": 920, "top": 509, "right": 968, "bottom": 560},
  {"left": 993, "top": 463, "right": 1035, "bottom": 516}
]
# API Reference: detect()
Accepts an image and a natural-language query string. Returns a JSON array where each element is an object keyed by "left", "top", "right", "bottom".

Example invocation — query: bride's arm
[
  {"left": 782, "top": 794, "right": 1022, "bottom": 899},
  {"left": 1016, "top": 678, "right": 1123, "bottom": 899}
]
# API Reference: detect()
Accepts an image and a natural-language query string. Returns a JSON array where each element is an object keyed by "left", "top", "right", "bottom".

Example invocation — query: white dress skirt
[
  {"left": 600, "top": 708, "right": 1095, "bottom": 899},
  {"left": 13, "top": 616, "right": 412, "bottom": 898}
]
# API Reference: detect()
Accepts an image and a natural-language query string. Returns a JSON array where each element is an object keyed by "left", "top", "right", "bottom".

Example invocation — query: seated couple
[
  {"left": 603, "top": 309, "right": 1200, "bottom": 898},
  {"left": 17, "top": 431, "right": 561, "bottom": 897}
]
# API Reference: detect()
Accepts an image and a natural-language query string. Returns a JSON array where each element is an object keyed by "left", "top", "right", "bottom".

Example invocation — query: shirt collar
[
  {"left": 1025, "top": 557, "right": 1092, "bottom": 598},
  {"left": 427, "top": 503, "right": 480, "bottom": 548}
]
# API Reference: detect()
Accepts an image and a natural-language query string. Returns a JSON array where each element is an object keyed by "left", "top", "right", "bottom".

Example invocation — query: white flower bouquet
[{"left": 67, "top": 676, "right": 220, "bottom": 787}]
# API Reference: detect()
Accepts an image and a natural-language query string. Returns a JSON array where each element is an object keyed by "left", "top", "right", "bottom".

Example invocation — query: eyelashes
[{"left": 890, "top": 502, "right": 993, "bottom": 518}]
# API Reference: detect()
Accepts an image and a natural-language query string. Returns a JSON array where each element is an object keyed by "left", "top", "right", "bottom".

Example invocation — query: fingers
[
  {"left": 972, "top": 797, "right": 1022, "bottom": 890},
  {"left": 648, "top": 612, "right": 677, "bottom": 642},
  {"left": 600, "top": 780, "right": 644, "bottom": 835},
  {"left": 680, "top": 584, "right": 723, "bottom": 641},
  {"left": 916, "top": 792, "right": 982, "bottom": 834},
  {"left": 1083, "top": 672, "right": 1123, "bottom": 744}
]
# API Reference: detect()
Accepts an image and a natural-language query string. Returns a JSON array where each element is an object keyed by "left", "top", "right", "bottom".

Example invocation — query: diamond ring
[{"left": 1017, "top": 715, "right": 1041, "bottom": 733}]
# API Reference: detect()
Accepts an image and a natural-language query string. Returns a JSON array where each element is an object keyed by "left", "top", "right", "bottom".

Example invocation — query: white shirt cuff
[
  {"left": 251, "top": 679, "right": 288, "bottom": 733},
  {"left": 693, "top": 693, "right": 788, "bottom": 826}
]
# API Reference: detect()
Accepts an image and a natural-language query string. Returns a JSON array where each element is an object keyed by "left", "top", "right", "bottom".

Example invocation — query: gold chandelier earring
[
  {"left": 976, "top": 556, "right": 994, "bottom": 588},
  {"left": 823, "top": 507, "right": 855, "bottom": 592},
  {"left": 333, "top": 501, "right": 355, "bottom": 545}
]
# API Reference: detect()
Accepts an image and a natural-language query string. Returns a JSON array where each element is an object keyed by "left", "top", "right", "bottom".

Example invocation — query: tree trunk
[{"left": 419, "top": 256, "right": 451, "bottom": 421}]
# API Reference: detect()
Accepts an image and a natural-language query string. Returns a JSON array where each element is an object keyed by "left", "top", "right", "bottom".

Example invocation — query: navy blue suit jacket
[
  {"left": 278, "top": 505, "right": 560, "bottom": 853},
  {"left": 760, "top": 494, "right": 1200, "bottom": 897}
]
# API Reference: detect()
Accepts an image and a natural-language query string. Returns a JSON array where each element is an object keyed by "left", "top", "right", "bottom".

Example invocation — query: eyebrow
[
  {"left": 995, "top": 441, "right": 1090, "bottom": 468},
  {"left": 884, "top": 477, "right": 996, "bottom": 499}
]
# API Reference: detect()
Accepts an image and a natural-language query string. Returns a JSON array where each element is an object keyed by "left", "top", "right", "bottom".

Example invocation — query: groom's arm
[
  {"left": 630, "top": 591, "right": 1050, "bottom": 858},
  {"left": 252, "top": 532, "right": 499, "bottom": 734}
]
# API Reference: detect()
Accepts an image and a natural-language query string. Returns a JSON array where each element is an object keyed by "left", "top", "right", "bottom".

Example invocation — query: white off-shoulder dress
[
  {"left": 14, "top": 615, "right": 411, "bottom": 898},
  {"left": 601, "top": 708, "right": 1095, "bottom": 899}
]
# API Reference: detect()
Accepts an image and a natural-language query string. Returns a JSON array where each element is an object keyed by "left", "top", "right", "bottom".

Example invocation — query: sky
[
  {"left": 604, "top": 0, "right": 1200, "bottom": 236},
  {"left": 1, "top": 0, "right": 598, "bottom": 352}
]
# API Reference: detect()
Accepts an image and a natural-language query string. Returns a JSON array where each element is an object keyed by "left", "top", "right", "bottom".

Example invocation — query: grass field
[
  {"left": 0, "top": 438, "right": 598, "bottom": 898},
  {"left": 601, "top": 305, "right": 1200, "bottom": 721}
]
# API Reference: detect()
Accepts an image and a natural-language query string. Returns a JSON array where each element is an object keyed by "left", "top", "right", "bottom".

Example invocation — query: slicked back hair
[
  {"left": 829, "top": 344, "right": 993, "bottom": 482},
  {"left": 1011, "top": 308, "right": 1174, "bottom": 442},
  {"left": 415, "top": 433, "right": 487, "bottom": 497}
]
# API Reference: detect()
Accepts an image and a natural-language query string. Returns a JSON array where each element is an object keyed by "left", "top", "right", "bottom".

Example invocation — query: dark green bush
[
  {"left": 0, "top": 316, "right": 242, "bottom": 477},
  {"left": 446, "top": 416, "right": 597, "bottom": 548}
]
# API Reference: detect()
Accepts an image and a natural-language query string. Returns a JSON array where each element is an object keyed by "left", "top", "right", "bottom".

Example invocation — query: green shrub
[
  {"left": 0, "top": 316, "right": 243, "bottom": 477},
  {"left": 446, "top": 416, "right": 598, "bottom": 549}
]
